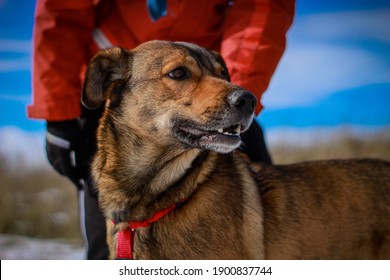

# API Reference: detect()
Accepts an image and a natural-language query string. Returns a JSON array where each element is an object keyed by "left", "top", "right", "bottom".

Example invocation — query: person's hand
[{"left": 45, "top": 120, "right": 86, "bottom": 190}]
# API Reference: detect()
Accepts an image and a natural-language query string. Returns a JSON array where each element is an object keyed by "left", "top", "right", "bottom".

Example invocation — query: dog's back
[{"left": 251, "top": 158, "right": 390, "bottom": 259}]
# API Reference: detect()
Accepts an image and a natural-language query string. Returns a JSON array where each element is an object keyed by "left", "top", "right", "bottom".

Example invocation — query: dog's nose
[{"left": 228, "top": 90, "right": 257, "bottom": 114}]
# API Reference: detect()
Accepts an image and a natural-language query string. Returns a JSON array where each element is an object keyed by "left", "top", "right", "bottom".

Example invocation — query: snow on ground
[
  {"left": 0, "top": 234, "right": 85, "bottom": 260},
  {"left": 1, "top": 125, "right": 389, "bottom": 170},
  {"left": 264, "top": 125, "right": 390, "bottom": 148},
  {"left": 0, "top": 126, "right": 49, "bottom": 171}
]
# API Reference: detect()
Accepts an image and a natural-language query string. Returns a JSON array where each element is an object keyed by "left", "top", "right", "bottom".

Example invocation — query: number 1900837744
[{"left": 212, "top": 266, "right": 272, "bottom": 276}]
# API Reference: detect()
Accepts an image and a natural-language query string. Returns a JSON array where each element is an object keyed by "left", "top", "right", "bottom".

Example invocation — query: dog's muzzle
[{"left": 173, "top": 89, "right": 257, "bottom": 154}]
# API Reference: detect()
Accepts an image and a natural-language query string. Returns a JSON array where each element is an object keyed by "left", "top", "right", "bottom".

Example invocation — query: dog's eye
[{"left": 167, "top": 67, "right": 190, "bottom": 80}]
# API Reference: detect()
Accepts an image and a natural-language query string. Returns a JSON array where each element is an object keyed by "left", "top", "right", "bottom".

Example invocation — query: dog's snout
[{"left": 228, "top": 90, "right": 257, "bottom": 114}]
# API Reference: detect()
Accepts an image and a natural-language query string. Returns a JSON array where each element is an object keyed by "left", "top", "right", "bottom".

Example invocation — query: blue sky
[
  {"left": 260, "top": 1, "right": 390, "bottom": 128},
  {"left": 0, "top": 0, "right": 389, "bottom": 132}
]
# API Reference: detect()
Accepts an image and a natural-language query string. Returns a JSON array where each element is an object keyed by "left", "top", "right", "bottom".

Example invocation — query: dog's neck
[{"left": 95, "top": 123, "right": 218, "bottom": 221}]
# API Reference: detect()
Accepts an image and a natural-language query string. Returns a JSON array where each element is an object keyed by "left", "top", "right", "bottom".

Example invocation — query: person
[{"left": 28, "top": 0, "right": 295, "bottom": 259}]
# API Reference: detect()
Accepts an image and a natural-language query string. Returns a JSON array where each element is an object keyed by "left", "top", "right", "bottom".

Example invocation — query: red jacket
[{"left": 28, "top": 0, "right": 295, "bottom": 120}]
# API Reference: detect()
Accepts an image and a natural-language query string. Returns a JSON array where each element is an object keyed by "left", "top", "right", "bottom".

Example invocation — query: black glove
[{"left": 46, "top": 120, "right": 87, "bottom": 190}]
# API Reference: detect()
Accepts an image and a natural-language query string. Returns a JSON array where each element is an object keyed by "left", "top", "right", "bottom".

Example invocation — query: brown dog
[{"left": 82, "top": 40, "right": 390, "bottom": 259}]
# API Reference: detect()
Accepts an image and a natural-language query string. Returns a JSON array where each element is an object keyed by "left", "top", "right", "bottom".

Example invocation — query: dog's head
[{"left": 82, "top": 41, "right": 256, "bottom": 153}]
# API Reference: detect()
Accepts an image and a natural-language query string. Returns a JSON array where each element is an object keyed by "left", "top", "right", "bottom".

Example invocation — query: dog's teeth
[{"left": 217, "top": 126, "right": 241, "bottom": 136}]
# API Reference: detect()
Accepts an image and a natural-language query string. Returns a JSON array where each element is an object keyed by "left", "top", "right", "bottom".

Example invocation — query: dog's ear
[
  {"left": 82, "top": 47, "right": 131, "bottom": 109},
  {"left": 210, "top": 51, "right": 231, "bottom": 82}
]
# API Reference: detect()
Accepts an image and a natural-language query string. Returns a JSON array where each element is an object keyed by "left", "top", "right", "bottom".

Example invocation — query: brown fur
[{"left": 82, "top": 40, "right": 390, "bottom": 260}]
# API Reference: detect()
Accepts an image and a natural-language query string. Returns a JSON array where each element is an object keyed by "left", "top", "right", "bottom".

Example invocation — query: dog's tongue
[{"left": 199, "top": 132, "right": 241, "bottom": 147}]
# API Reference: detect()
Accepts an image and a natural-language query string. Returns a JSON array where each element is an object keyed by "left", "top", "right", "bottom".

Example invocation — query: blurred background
[{"left": 0, "top": 0, "right": 389, "bottom": 259}]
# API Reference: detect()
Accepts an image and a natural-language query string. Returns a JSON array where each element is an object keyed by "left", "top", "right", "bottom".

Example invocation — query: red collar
[{"left": 115, "top": 203, "right": 180, "bottom": 259}]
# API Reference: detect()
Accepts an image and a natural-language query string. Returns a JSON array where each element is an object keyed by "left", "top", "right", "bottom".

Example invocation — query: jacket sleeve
[
  {"left": 27, "top": 0, "right": 96, "bottom": 121},
  {"left": 220, "top": 0, "right": 295, "bottom": 114}
]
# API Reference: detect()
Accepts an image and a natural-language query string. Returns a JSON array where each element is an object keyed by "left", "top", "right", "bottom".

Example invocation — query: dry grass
[
  {"left": 269, "top": 132, "right": 390, "bottom": 164},
  {"left": 0, "top": 158, "right": 82, "bottom": 244},
  {"left": 0, "top": 131, "right": 389, "bottom": 244}
]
